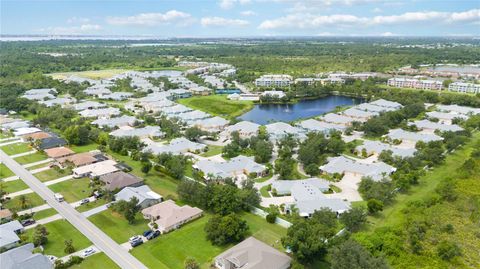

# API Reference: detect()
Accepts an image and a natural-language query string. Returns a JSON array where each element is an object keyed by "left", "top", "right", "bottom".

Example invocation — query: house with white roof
[
  {"left": 320, "top": 156, "right": 396, "bottom": 181},
  {"left": 224, "top": 121, "right": 260, "bottom": 138},
  {"left": 92, "top": 115, "right": 138, "bottom": 129},
  {"left": 98, "top": 92, "right": 134, "bottom": 101},
  {"left": 355, "top": 103, "right": 395, "bottom": 113},
  {"left": 194, "top": 155, "right": 266, "bottom": 183},
  {"left": 1, "top": 121, "right": 30, "bottom": 130},
  {"left": 141, "top": 200, "right": 203, "bottom": 234},
  {"left": 72, "top": 101, "right": 107, "bottom": 111},
  {"left": 192, "top": 116, "right": 229, "bottom": 132},
  {"left": 144, "top": 137, "right": 206, "bottom": 155},
  {"left": 73, "top": 159, "right": 119, "bottom": 178},
  {"left": 115, "top": 185, "right": 162, "bottom": 208},
  {"left": 436, "top": 104, "right": 480, "bottom": 115},
  {"left": 79, "top": 107, "right": 121, "bottom": 119},
  {"left": 21, "top": 93, "right": 55, "bottom": 101},
  {"left": 109, "top": 126, "right": 164, "bottom": 139},
  {"left": 0, "top": 243, "right": 53, "bottom": 269},
  {"left": 174, "top": 110, "right": 211, "bottom": 123},
  {"left": 410, "top": 119, "right": 464, "bottom": 133},
  {"left": 39, "top": 97, "right": 75, "bottom": 107},
  {"left": 0, "top": 220, "right": 23, "bottom": 250},
  {"left": 369, "top": 99, "right": 403, "bottom": 110},
  {"left": 320, "top": 113, "right": 358, "bottom": 126},
  {"left": 24, "top": 88, "right": 57, "bottom": 96},
  {"left": 13, "top": 127, "right": 41, "bottom": 136},
  {"left": 260, "top": 90, "right": 286, "bottom": 99},
  {"left": 297, "top": 119, "right": 346, "bottom": 134},
  {"left": 355, "top": 140, "right": 417, "bottom": 158},
  {"left": 272, "top": 178, "right": 330, "bottom": 196},
  {"left": 342, "top": 108, "right": 378, "bottom": 121},
  {"left": 265, "top": 122, "right": 306, "bottom": 141},
  {"left": 385, "top": 129, "right": 443, "bottom": 145},
  {"left": 255, "top": 75, "right": 292, "bottom": 87},
  {"left": 162, "top": 105, "right": 193, "bottom": 116},
  {"left": 426, "top": 111, "right": 468, "bottom": 124}
]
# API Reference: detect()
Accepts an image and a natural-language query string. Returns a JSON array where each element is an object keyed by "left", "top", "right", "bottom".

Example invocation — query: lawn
[
  {"left": 35, "top": 168, "right": 71, "bottom": 182},
  {"left": 0, "top": 143, "right": 31, "bottom": 155},
  {"left": 33, "top": 208, "right": 58, "bottom": 220},
  {"left": 48, "top": 177, "right": 92, "bottom": 203},
  {"left": 254, "top": 173, "right": 273, "bottom": 183},
  {"left": 24, "top": 220, "right": 91, "bottom": 257},
  {"left": 0, "top": 163, "right": 14, "bottom": 178},
  {"left": 48, "top": 69, "right": 129, "bottom": 80},
  {"left": 200, "top": 145, "right": 223, "bottom": 157},
  {"left": 131, "top": 213, "right": 286, "bottom": 269},
  {"left": 0, "top": 131, "right": 13, "bottom": 139},
  {"left": 76, "top": 198, "right": 108, "bottom": 213},
  {"left": 27, "top": 162, "right": 51, "bottom": 171},
  {"left": 0, "top": 179, "right": 29, "bottom": 193},
  {"left": 15, "top": 151, "right": 48, "bottom": 164},
  {"left": 260, "top": 185, "right": 271, "bottom": 197},
  {"left": 70, "top": 253, "right": 120, "bottom": 269},
  {"left": 70, "top": 143, "right": 99, "bottom": 153},
  {"left": 177, "top": 95, "right": 254, "bottom": 119},
  {"left": 88, "top": 210, "right": 149, "bottom": 244},
  {"left": 3, "top": 192, "right": 45, "bottom": 211}
]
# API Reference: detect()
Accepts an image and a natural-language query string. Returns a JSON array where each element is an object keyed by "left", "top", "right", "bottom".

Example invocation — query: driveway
[{"left": 326, "top": 172, "right": 363, "bottom": 202}]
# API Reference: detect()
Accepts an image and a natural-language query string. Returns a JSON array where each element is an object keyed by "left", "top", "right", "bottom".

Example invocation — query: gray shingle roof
[
  {"left": 297, "top": 119, "right": 346, "bottom": 133},
  {"left": 109, "top": 126, "right": 164, "bottom": 138},
  {"left": 356, "top": 140, "right": 417, "bottom": 158},
  {"left": 386, "top": 128, "right": 443, "bottom": 143},
  {"left": 195, "top": 155, "right": 266, "bottom": 179},
  {"left": 144, "top": 137, "right": 206, "bottom": 155},
  {"left": 92, "top": 115, "right": 138, "bottom": 128},
  {"left": 320, "top": 156, "right": 395, "bottom": 180},
  {"left": 410, "top": 120, "right": 464, "bottom": 132},
  {"left": 0, "top": 243, "right": 53, "bottom": 269}
]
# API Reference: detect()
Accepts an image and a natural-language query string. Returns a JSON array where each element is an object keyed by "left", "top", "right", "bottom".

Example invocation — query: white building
[
  {"left": 448, "top": 82, "right": 480, "bottom": 94},
  {"left": 255, "top": 75, "right": 292, "bottom": 87},
  {"left": 387, "top": 78, "right": 443, "bottom": 90}
]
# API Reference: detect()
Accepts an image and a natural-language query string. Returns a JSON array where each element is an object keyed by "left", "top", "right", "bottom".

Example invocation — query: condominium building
[
  {"left": 387, "top": 78, "right": 443, "bottom": 90},
  {"left": 255, "top": 75, "right": 292, "bottom": 87},
  {"left": 448, "top": 82, "right": 480, "bottom": 94}
]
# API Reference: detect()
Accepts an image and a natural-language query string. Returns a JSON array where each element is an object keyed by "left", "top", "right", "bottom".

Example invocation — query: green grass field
[
  {"left": 48, "top": 177, "right": 92, "bottom": 202},
  {"left": 14, "top": 152, "right": 48, "bottom": 164},
  {"left": 260, "top": 185, "right": 271, "bottom": 197},
  {"left": 33, "top": 208, "right": 58, "bottom": 220},
  {"left": 27, "top": 162, "right": 51, "bottom": 171},
  {"left": 200, "top": 145, "right": 223, "bottom": 157},
  {"left": 0, "top": 163, "right": 14, "bottom": 178},
  {"left": 3, "top": 192, "right": 45, "bottom": 211},
  {"left": 48, "top": 69, "right": 129, "bottom": 80},
  {"left": 76, "top": 198, "right": 108, "bottom": 213},
  {"left": 70, "top": 253, "right": 120, "bottom": 269},
  {"left": 24, "top": 220, "right": 91, "bottom": 257},
  {"left": 177, "top": 95, "right": 254, "bottom": 119},
  {"left": 131, "top": 213, "right": 286, "bottom": 269},
  {"left": 0, "top": 179, "right": 29, "bottom": 193},
  {"left": 0, "top": 131, "right": 13, "bottom": 139},
  {"left": 70, "top": 143, "right": 99, "bottom": 153},
  {"left": 88, "top": 210, "right": 149, "bottom": 244},
  {"left": 35, "top": 168, "right": 71, "bottom": 182},
  {"left": 0, "top": 143, "right": 31, "bottom": 155}
]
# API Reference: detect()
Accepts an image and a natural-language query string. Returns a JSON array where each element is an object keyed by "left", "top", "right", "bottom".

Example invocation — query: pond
[{"left": 237, "top": 95, "right": 363, "bottom": 125}]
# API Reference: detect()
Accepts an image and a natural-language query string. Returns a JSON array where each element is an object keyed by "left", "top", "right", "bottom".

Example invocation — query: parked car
[
  {"left": 130, "top": 238, "right": 143, "bottom": 247},
  {"left": 93, "top": 191, "right": 102, "bottom": 199},
  {"left": 82, "top": 247, "right": 96, "bottom": 257},
  {"left": 79, "top": 198, "right": 90, "bottom": 205},
  {"left": 146, "top": 230, "right": 160, "bottom": 240},
  {"left": 128, "top": 235, "right": 141, "bottom": 243},
  {"left": 20, "top": 219, "right": 35, "bottom": 227},
  {"left": 142, "top": 230, "right": 152, "bottom": 237}
]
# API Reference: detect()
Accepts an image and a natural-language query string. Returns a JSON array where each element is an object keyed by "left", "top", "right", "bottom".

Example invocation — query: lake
[{"left": 238, "top": 95, "right": 363, "bottom": 125}]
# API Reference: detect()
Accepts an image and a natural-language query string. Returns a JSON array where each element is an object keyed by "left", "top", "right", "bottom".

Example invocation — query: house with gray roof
[
  {"left": 0, "top": 243, "right": 53, "bottom": 269},
  {"left": 355, "top": 140, "right": 417, "bottom": 158},
  {"left": 410, "top": 119, "right": 464, "bottom": 133},
  {"left": 174, "top": 110, "right": 211, "bottom": 122},
  {"left": 194, "top": 155, "right": 266, "bottom": 182},
  {"left": 356, "top": 102, "right": 395, "bottom": 113},
  {"left": 144, "top": 137, "right": 206, "bottom": 155},
  {"left": 385, "top": 129, "right": 443, "bottom": 144},
  {"left": 83, "top": 86, "right": 112, "bottom": 96},
  {"left": 214, "top": 237, "right": 291, "bottom": 269},
  {"left": 72, "top": 101, "right": 107, "bottom": 111},
  {"left": 320, "top": 113, "right": 358, "bottom": 126},
  {"left": 265, "top": 122, "right": 306, "bottom": 141},
  {"left": 192, "top": 116, "right": 229, "bottom": 132},
  {"left": 293, "top": 198, "right": 351, "bottom": 217},
  {"left": 0, "top": 220, "right": 23, "bottom": 250},
  {"left": 426, "top": 111, "right": 468, "bottom": 124},
  {"left": 115, "top": 185, "right": 162, "bottom": 208},
  {"left": 436, "top": 104, "right": 480, "bottom": 115},
  {"left": 24, "top": 88, "right": 57, "bottom": 96},
  {"left": 98, "top": 92, "right": 134, "bottom": 101},
  {"left": 161, "top": 104, "right": 193, "bottom": 115},
  {"left": 39, "top": 97, "right": 75, "bottom": 107},
  {"left": 272, "top": 178, "right": 330, "bottom": 196},
  {"left": 225, "top": 121, "right": 260, "bottom": 138},
  {"left": 92, "top": 115, "right": 138, "bottom": 129},
  {"left": 369, "top": 99, "right": 403, "bottom": 110},
  {"left": 320, "top": 155, "right": 396, "bottom": 181},
  {"left": 100, "top": 171, "right": 143, "bottom": 191},
  {"left": 297, "top": 119, "right": 346, "bottom": 134},
  {"left": 1, "top": 120, "right": 30, "bottom": 130},
  {"left": 110, "top": 126, "right": 164, "bottom": 139},
  {"left": 79, "top": 107, "right": 121, "bottom": 119},
  {"left": 21, "top": 93, "right": 55, "bottom": 101},
  {"left": 342, "top": 107, "right": 378, "bottom": 121}
]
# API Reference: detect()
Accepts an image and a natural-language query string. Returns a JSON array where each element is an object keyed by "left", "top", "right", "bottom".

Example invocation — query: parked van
[{"left": 54, "top": 193, "right": 64, "bottom": 202}]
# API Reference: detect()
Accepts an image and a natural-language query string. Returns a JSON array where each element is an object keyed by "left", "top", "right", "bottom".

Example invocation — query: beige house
[{"left": 141, "top": 200, "right": 203, "bottom": 234}]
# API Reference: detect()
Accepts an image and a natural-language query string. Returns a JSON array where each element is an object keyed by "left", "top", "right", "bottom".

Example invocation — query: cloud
[
  {"left": 372, "top": 7, "right": 382, "bottom": 13},
  {"left": 67, "top": 17, "right": 90, "bottom": 24},
  {"left": 259, "top": 9, "right": 480, "bottom": 30},
  {"left": 201, "top": 17, "right": 250, "bottom": 27},
  {"left": 240, "top": 10, "right": 256, "bottom": 16},
  {"left": 39, "top": 24, "right": 102, "bottom": 35},
  {"left": 219, "top": 0, "right": 251, "bottom": 10},
  {"left": 106, "top": 10, "right": 193, "bottom": 26},
  {"left": 381, "top": 31, "right": 395, "bottom": 36}
]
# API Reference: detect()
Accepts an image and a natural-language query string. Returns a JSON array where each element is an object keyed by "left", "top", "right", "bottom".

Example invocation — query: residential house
[
  {"left": 92, "top": 115, "right": 138, "bottom": 129},
  {"left": 272, "top": 178, "right": 331, "bottom": 196},
  {"left": 39, "top": 97, "right": 74, "bottom": 107},
  {"left": 224, "top": 121, "right": 260, "bottom": 138},
  {"left": 448, "top": 82, "right": 480, "bottom": 94},
  {"left": 56, "top": 152, "right": 98, "bottom": 168},
  {"left": 72, "top": 101, "right": 107, "bottom": 111},
  {"left": 255, "top": 75, "right": 292, "bottom": 87},
  {"left": 0, "top": 209, "right": 13, "bottom": 222},
  {"left": 355, "top": 140, "right": 417, "bottom": 158},
  {"left": 194, "top": 155, "right": 266, "bottom": 183},
  {"left": 297, "top": 119, "right": 346, "bottom": 134},
  {"left": 24, "top": 88, "right": 57, "bottom": 96},
  {"left": 0, "top": 220, "right": 23, "bottom": 250},
  {"left": 192, "top": 116, "right": 229, "bottom": 132},
  {"left": 320, "top": 156, "right": 396, "bottom": 181},
  {"left": 37, "top": 136, "right": 67, "bottom": 150},
  {"left": 342, "top": 107, "right": 378, "bottom": 121},
  {"left": 355, "top": 103, "right": 396, "bottom": 113},
  {"left": 410, "top": 119, "right": 464, "bottom": 133},
  {"left": 99, "top": 171, "right": 143, "bottom": 191},
  {"left": 265, "top": 122, "right": 306, "bottom": 141},
  {"left": 115, "top": 185, "right": 162, "bottom": 208},
  {"left": 167, "top": 89, "right": 192, "bottom": 100},
  {"left": 98, "top": 92, "right": 134, "bottom": 101},
  {"left": 72, "top": 159, "right": 119, "bottom": 178},
  {"left": 436, "top": 104, "right": 480, "bottom": 115},
  {"left": 426, "top": 111, "right": 468, "bottom": 124},
  {"left": 109, "top": 126, "right": 164, "bottom": 139},
  {"left": 13, "top": 127, "right": 41, "bottom": 137},
  {"left": 214, "top": 237, "right": 291, "bottom": 269},
  {"left": 0, "top": 243, "right": 53, "bottom": 269},
  {"left": 174, "top": 110, "right": 211, "bottom": 123},
  {"left": 369, "top": 99, "right": 403, "bottom": 110},
  {"left": 260, "top": 90, "right": 286, "bottom": 99},
  {"left": 320, "top": 113, "right": 358, "bottom": 126},
  {"left": 144, "top": 137, "right": 206, "bottom": 155},
  {"left": 385, "top": 129, "right": 444, "bottom": 145},
  {"left": 141, "top": 200, "right": 203, "bottom": 234},
  {"left": 79, "top": 107, "right": 121, "bottom": 119},
  {"left": 44, "top": 146, "right": 75, "bottom": 159},
  {"left": 1, "top": 121, "right": 30, "bottom": 131},
  {"left": 22, "top": 131, "right": 51, "bottom": 142}
]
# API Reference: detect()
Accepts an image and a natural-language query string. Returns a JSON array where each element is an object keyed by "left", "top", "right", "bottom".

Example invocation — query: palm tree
[{"left": 19, "top": 195, "right": 29, "bottom": 209}]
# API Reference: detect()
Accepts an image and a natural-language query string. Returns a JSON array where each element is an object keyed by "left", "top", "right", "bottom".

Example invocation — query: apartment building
[
  {"left": 387, "top": 78, "right": 443, "bottom": 90},
  {"left": 255, "top": 75, "right": 292, "bottom": 87},
  {"left": 448, "top": 82, "right": 480, "bottom": 94}
]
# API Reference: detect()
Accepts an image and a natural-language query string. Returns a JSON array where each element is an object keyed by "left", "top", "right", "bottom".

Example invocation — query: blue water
[{"left": 238, "top": 95, "right": 363, "bottom": 125}]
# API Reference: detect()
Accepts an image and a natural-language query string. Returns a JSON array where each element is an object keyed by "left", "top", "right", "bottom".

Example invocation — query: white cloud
[
  {"left": 259, "top": 9, "right": 480, "bottom": 30},
  {"left": 317, "top": 32, "right": 334, "bottom": 36},
  {"left": 39, "top": 24, "right": 102, "bottom": 35},
  {"left": 67, "top": 17, "right": 90, "bottom": 24},
  {"left": 381, "top": 31, "right": 395, "bottom": 36},
  {"left": 201, "top": 17, "right": 250, "bottom": 27},
  {"left": 219, "top": 0, "right": 251, "bottom": 9},
  {"left": 240, "top": 10, "right": 256, "bottom": 16},
  {"left": 372, "top": 7, "right": 382, "bottom": 13},
  {"left": 106, "top": 10, "right": 193, "bottom": 26}
]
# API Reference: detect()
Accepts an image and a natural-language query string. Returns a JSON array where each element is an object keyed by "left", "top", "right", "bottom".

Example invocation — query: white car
[
  {"left": 128, "top": 235, "right": 141, "bottom": 243},
  {"left": 82, "top": 247, "right": 96, "bottom": 257}
]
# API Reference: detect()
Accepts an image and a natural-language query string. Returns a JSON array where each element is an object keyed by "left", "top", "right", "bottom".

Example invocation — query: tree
[
  {"left": 141, "top": 162, "right": 152, "bottom": 175},
  {"left": 330, "top": 239, "right": 389, "bottom": 269},
  {"left": 64, "top": 239, "right": 75, "bottom": 254},
  {"left": 205, "top": 214, "right": 249, "bottom": 245},
  {"left": 253, "top": 139, "right": 273, "bottom": 163},
  {"left": 32, "top": 225, "right": 49, "bottom": 247},
  {"left": 339, "top": 207, "right": 367, "bottom": 232},
  {"left": 210, "top": 185, "right": 242, "bottom": 215},
  {"left": 437, "top": 240, "right": 462, "bottom": 261},
  {"left": 110, "top": 197, "right": 140, "bottom": 224},
  {"left": 19, "top": 195, "right": 29, "bottom": 209},
  {"left": 282, "top": 209, "right": 337, "bottom": 261},
  {"left": 184, "top": 257, "right": 200, "bottom": 269},
  {"left": 367, "top": 199, "right": 384, "bottom": 214},
  {"left": 184, "top": 127, "right": 205, "bottom": 141}
]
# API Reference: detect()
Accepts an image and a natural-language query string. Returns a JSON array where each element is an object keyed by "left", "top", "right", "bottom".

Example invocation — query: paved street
[{"left": 0, "top": 149, "right": 148, "bottom": 269}]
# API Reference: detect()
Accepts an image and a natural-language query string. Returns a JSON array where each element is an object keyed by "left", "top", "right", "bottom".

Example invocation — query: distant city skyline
[{"left": 1, "top": 0, "right": 479, "bottom": 37}]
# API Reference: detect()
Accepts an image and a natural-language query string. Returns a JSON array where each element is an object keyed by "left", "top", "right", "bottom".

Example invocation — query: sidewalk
[
  {"left": 44, "top": 175, "right": 74, "bottom": 186},
  {"left": 18, "top": 204, "right": 51, "bottom": 215},
  {"left": 11, "top": 150, "right": 37, "bottom": 159},
  {"left": 23, "top": 158, "right": 52, "bottom": 168}
]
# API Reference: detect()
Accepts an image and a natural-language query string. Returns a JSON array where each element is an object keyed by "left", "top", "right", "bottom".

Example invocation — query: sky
[{"left": 1, "top": 0, "right": 479, "bottom": 37}]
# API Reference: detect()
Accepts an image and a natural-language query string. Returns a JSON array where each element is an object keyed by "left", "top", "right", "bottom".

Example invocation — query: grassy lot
[
  {"left": 254, "top": 173, "right": 273, "bottom": 183},
  {"left": 23, "top": 220, "right": 91, "bottom": 257},
  {"left": 0, "top": 163, "right": 14, "bottom": 178},
  {"left": 33, "top": 208, "right": 58, "bottom": 220},
  {"left": 260, "top": 185, "right": 271, "bottom": 198},
  {"left": 71, "top": 253, "right": 120, "bottom": 269},
  {"left": 70, "top": 143, "right": 99, "bottom": 153},
  {"left": 27, "top": 162, "right": 51, "bottom": 171},
  {"left": 200, "top": 145, "right": 223, "bottom": 157},
  {"left": 48, "top": 69, "right": 129, "bottom": 80},
  {"left": 15, "top": 152, "right": 48, "bottom": 164},
  {"left": 88, "top": 210, "right": 149, "bottom": 244},
  {"left": 0, "top": 179, "right": 29, "bottom": 193},
  {"left": 48, "top": 177, "right": 92, "bottom": 203},
  {"left": 0, "top": 143, "right": 31, "bottom": 155},
  {"left": 35, "top": 168, "right": 71, "bottom": 182},
  {"left": 178, "top": 95, "right": 254, "bottom": 119},
  {"left": 76, "top": 198, "right": 108, "bottom": 213},
  {"left": 0, "top": 131, "right": 13, "bottom": 139},
  {"left": 132, "top": 213, "right": 286, "bottom": 269},
  {"left": 3, "top": 192, "right": 45, "bottom": 211}
]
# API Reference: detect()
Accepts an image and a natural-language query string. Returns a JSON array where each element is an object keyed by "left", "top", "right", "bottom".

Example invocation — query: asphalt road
[{"left": 0, "top": 149, "right": 148, "bottom": 269}]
